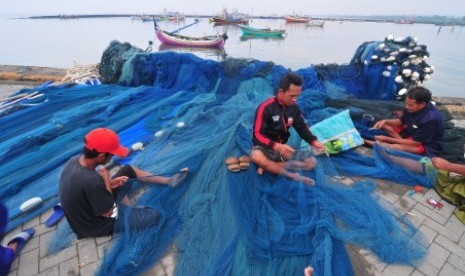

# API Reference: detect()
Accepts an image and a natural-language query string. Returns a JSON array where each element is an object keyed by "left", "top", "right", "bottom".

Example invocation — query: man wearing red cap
[{"left": 59, "top": 128, "right": 187, "bottom": 239}]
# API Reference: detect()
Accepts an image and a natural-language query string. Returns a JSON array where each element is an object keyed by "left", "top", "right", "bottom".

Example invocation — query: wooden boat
[
  {"left": 238, "top": 24, "right": 286, "bottom": 36},
  {"left": 307, "top": 20, "right": 325, "bottom": 27},
  {"left": 285, "top": 16, "right": 310, "bottom": 23},
  {"left": 211, "top": 17, "right": 249, "bottom": 25},
  {"left": 239, "top": 34, "right": 285, "bottom": 41},
  {"left": 395, "top": 19, "right": 413, "bottom": 24},
  {"left": 155, "top": 28, "right": 226, "bottom": 48}
]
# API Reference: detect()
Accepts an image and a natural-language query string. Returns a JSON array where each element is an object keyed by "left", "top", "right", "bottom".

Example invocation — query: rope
[{"left": 59, "top": 61, "right": 101, "bottom": 85}]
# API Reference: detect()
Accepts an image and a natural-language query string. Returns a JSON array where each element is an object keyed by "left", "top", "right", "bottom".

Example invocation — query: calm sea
[{"left": 0, "top": 16, "right": 463, "bottom": 97}]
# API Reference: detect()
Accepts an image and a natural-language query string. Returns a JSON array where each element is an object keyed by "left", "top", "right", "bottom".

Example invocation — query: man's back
[{"left": 59, "top": 156, "right": 115, "bottom": 238}]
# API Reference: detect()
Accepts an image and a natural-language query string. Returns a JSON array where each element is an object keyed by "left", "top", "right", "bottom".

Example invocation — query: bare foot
[
  {"left": 288, "top": 173, "right": 315, "bottom": 186},
  {"left": 304, "top": 266, "right": 314, "bottom": 276},
  {"left": 257, "top": 167, "right": 264, "bottom": 175}
]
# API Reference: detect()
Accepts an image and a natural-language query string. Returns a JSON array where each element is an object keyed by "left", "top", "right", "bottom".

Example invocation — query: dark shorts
[
  {"left": 252, "top": 145, "right": 286, "bottom": 162},
  {"left": 251, "top": 145, "right": 314, "bottom": 162},
  {"left": 112, "top": 165, "right": 137, "bottom": 199}
]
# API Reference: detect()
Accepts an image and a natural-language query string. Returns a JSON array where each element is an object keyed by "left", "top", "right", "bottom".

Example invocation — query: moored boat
[
  {"left": 285, "top": 15, "right": 310, "bottom": 23},
  {"left": 155, "top": 28, "right": 227, "bottom": 48},
  {"left": 307, "top": 20, "right": 325, "bottom": 27},
  {"left": 238, "top": 24, "right": 286, "bottom": 36}
]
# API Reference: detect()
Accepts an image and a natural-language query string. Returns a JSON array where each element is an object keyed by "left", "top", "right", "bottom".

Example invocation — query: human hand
[
  {"left": 276, "top": 143, "right": 295, "bottom": 159},
  {"left": 110, "top": 176, "right": 128, "bottom": 189},
  {"left": 374, "top": 135, "right": 389, "bottom": 142},
  {"left": 371, "top": 119, "right": 386, "bottom": 130},
  {"left": 98, "top": 167, "right": 111, "bottom": 182},
  {"left": 311, "top": 140, "right": 329, "bottom": 156},
  {"left": 431, "top": 157, "right": 450, "bottom": 170}
]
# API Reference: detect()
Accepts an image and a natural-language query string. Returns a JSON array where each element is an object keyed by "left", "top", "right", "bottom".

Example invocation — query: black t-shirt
[{"left": 59, "top": 156, "right": 115, "bottom": 239}]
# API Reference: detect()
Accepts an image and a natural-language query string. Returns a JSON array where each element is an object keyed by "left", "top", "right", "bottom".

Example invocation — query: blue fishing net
[{"left": 0, "top": 39, "right": 442, "bottom": 275}]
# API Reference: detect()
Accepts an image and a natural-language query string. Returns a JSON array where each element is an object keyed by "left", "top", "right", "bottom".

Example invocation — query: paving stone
[
  {"left": 77, "top": 238, "right": 99, "bottom": 265},
  {"left": 423, "top": 243, "right": 450, "bottom": 269},
  {"left": 460, "top": 232, "right": 465, "bottom": 248},
  {"left": 21, "top": 235, "right": 39, "bottom": 255},
  {"left": 23, "top": 216, "right": 40, "bottom": 229},
  {"left": 97, "top": 241, "right": 112, "bottom": 259},
  {"left": 33, "top": 221, "right": 56, "bottom": 237},
  {"left": 79, "top": 260, "right": 102, "bottom": 276},
  {"left": 374, "top": 189, "right": 400, "bottom": 205},
  {"left": 406, "top": 210, "right": 428, "bottom": 228},
  {"left": 414, "top": 204, "right": 448, "bottom": 225},
  {"left": 424, "top": 218, "right": 461, "bottom": 243},
  {"left": 444, "top": 215, "right": 465, "bottom": 239},
  {"left": 39, "top": 244, "right": 77, "bottom": 272},
  {"left": 59, "top": 256, "right": 80, "bottom": 276},
  {"left": 435, "top": 235, "right": 465, "bottom": 257},
  {"left": 37, "top": 265, "right": 59, "bottom": 276},
  {"left": 414, "top": 258, "right": 440, "bottom": 276},
  {"left": 397, "top": 194, "right": 417, "bottom": 211},
  {"left": 382, "top": 264, "right": 414, "bottom": 275},
  {"left": 39, "top": 208, "right": 54, "bottom": 225},
  {"left": 17, "top": 248, "right": 39, "bottom": 276},
  {"left": 438, "top": 263, "right": 465, "bottom": 276},
  {"left": 448, "top": 254, "right": 465, "bottom": 274},
  {"left": 95, "top": 235, "right": 112, "bottom": 246},
  {"left": 39, "top": 230, "right": 54, "bottom": 258},
  {"left": 410, "top": 270, "right": 426, "bottom": 276},
  {"left": 417, "top": 225, "right": 437, "bottom": 247}
]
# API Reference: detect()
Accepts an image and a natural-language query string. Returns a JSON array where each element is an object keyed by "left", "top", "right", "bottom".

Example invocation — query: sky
[{"left": 2, "top": 0, "right": 465, "bottom": 17}]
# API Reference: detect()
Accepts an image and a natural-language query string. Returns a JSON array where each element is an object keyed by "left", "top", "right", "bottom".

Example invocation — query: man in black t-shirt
[{"left": 59, "top": 128, "right": 187, "bottom": 239}]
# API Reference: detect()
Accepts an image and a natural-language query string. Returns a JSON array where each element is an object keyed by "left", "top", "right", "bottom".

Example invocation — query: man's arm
[
  {"left": 372, "top": 118, "right": 403, "bottom": 129},
  {"left": 374, "top": 135, "right": 422, "bottom": 146},
  {"left": 432, "top": 157, "right": 465, "bottom": 175},
  {"left": 253, "top": 100, "right": 277, "bottom": 149},
  {"left": 292, "top": 113, "right": 318, "bottom": 145}
]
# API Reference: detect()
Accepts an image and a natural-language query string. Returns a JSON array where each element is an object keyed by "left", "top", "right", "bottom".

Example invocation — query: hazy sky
[{"left": 2, "top": 0, "right": 465, "bottom": 17}]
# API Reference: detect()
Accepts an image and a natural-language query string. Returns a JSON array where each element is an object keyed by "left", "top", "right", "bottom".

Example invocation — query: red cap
[{"left": 85, "top": 128, "right": 129, "bottom": 157}]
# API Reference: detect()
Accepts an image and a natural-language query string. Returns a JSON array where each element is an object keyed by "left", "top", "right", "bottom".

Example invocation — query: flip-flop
[
  {"left": 225, "top": 157, "right": 240, "bottom": 172},
  {"left": 238, "top": 155, "right": 250, "bottom": 170},
  {"left": 45, "top": 204, "right": 65, "bottom": 227},
  {"left": 8, "top": 228, "right": 35, "bottom": 259}
]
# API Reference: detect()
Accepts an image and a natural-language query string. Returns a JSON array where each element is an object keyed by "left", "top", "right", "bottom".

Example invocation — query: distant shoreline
[{"left": 7, "top": 14, "right": 465, "bottom": 26}]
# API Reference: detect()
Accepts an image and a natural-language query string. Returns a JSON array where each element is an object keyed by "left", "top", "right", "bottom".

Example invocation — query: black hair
[
  {"left": 278, "top": 72, "right": 303, "bottom": 93},
  {"left": 406, "top": 87, "right": 432, "bottom": 104},
  {"left": 83, "top": 146, "right": 101, "bottom": 158}
]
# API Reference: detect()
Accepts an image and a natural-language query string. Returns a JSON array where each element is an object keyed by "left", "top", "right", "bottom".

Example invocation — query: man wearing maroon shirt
[{"left": 250, "top": 72, "right": 326, "bottom": 185}]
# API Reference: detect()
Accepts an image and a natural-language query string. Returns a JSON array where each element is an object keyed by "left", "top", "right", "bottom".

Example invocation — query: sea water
[{"left": 0, "top": 16, "right": 463, "bottom": 97}]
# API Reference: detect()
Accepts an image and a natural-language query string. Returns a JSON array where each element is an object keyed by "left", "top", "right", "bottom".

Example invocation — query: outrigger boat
[
  {"left": 154, "top": 20, "right": 227, "bottom": 48},
  {"left": 285, "top": 15, "right": 310, "bottom": 23},
  {"left": 308, "top": 20, "right": 325, "bottom": 27},
  {"left": 238, "top": 24, "right": 286, "bottom": 37}
]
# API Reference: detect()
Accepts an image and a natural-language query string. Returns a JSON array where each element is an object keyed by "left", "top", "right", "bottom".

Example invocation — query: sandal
[
  {"left": 238, "top": 155, "right": 250, "bottom": 170},
  {"left": 225, "top": 157, "right": 240, "bottom": 172},
  {"left": 8, "top": 228, "right": 35, "bottom": 259}
]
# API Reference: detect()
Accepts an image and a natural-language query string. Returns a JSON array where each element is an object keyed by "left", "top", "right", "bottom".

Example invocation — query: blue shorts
[{"left": 0, "top": 246, "right": 15, "bottom": 275}]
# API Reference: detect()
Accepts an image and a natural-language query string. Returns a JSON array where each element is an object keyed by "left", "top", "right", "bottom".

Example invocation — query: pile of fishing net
[{"left": 1, "top": 38, "right": 463, "bottom": 275}]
